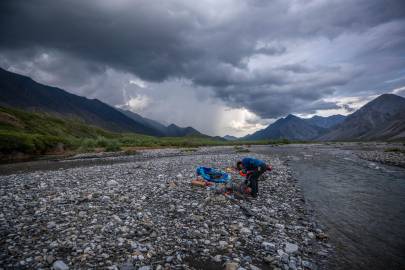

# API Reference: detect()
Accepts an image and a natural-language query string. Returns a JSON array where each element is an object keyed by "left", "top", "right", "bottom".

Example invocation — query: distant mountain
[
  {"left": 244, "top": 114, "right": 326, "bottom": 141},
  {"left": 0, "top": 68, "right": 208, "bottom": 137},
  {"left": 120, "top": 108, "right": 207, "bottom": 137},
  {"left": 319, "top": 94, "right": 405, "bottom": 141},
  {"left": 223, "top": 135, "right": 238, "bottom": 141},
  {"left": 305, "top": 115, "right": 346, "bottom": 129},
  {"left": 165, "top": 124, "right": 204, "bottom": 137},
  {"left": 244, "top": 94, "right": 405, "bottom": 142},
  {"left": 118, "top": 109, "right": 167, "bottom": 136}
]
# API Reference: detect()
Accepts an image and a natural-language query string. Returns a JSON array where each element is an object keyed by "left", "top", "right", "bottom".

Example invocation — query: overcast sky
[{"left": 1, "top": 0, "right": 405, "bottom": 136}]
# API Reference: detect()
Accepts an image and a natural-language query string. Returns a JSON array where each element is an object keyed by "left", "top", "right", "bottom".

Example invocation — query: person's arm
[{"left": 267, "top": 164, "right": 272, "bottom": 171}]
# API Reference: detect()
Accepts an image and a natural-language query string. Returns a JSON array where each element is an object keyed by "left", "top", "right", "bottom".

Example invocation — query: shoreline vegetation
[
  {"left": 0, "top": 106, "right": 292, "bottom": 163},
  {"left": 1, "top": 106, "right": 404, "bottom": 166}
]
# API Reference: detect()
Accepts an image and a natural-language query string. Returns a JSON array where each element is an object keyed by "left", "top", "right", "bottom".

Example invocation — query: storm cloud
[{"left": 1, "top": 0, "right": 405, "bottom": 135}]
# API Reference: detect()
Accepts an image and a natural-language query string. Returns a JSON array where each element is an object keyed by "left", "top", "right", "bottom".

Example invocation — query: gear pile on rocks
[{"left": 0, "top": 147, "right": 332, "bottom": 269}]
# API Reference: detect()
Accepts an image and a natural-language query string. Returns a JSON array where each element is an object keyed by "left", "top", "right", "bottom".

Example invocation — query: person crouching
[{"left": 236, "top": 157, "right": 272, "bottom": 198}]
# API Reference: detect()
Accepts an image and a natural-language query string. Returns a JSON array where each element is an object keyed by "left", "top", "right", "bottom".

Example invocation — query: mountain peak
[
  {"left": 306, "top": 114, "right": 346, "bottom": 129},
  {"left": 359, "top": 93, "right": 405, "bottom": 114},
  {"left": 285, "top": 114, "right": 299, "bottom": 120},
  {"left": 368, "top": 93, "right": 404, "bottom": 105},
  {"left": 376, "top": 93, "right": 401, "bottom": 99},
  {"left": 223, "top": 135, "right": 238, "bottom": 141}
]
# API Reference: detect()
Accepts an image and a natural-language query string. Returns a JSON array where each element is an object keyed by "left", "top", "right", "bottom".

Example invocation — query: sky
[{"left": 1, "top": 0, "right": 405, "bottom": 137}]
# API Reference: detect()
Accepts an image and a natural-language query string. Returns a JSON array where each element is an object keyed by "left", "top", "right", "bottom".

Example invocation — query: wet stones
[{"left": 357, "top": 148, "right": 405, "bottom": 168}]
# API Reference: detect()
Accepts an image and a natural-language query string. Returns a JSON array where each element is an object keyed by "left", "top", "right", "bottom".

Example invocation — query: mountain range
[
  {"left": 1, "top": 67, "right": 404, "bottom": 141},
  {"left": 118, "top": 109, "right": 205, "bottom": 137},
  {"left": 223, "top": 135, "right": 238, "bottom": 141},
  {"left": 244, "top": 94, "right": 405, "bottom": 141},
  {"left": 318, "top": 94, "right": 405, "bottom": 141},
  {"left": 0, "top": 67, "right": 207, "bottom": 138}
]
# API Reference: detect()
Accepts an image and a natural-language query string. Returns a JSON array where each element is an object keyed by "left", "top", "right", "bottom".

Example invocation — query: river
[{"left": 257, "top": 144, "right": 405, "bottom": 270}]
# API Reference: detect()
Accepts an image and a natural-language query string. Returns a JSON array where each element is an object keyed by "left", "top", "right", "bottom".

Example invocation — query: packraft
[{"left": 196, "top": 166, "right": 231, "bottom": 183}]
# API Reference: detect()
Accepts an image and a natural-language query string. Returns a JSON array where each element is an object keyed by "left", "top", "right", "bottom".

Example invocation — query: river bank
[
  {"left": 254, "top": 144, "right": 405, "bottom": 270},
  {"left": 0, "top": 147, "right": 330, "bottom": 270},
  {"left": 332, "top": 142, "right": 405, "bottom": 168},
  {"left": 356, "top": 149, "right": 405, "bottom": 168}
]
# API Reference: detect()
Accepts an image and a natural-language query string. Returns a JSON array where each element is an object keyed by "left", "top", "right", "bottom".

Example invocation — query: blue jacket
[{"left": 241, "top": 157, "right": 266, "bottom": 171}]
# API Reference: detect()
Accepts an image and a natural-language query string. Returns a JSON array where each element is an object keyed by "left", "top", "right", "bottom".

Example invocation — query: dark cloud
[
  {"left": 1, "top": 0, "right": 405, "bottom": 124},
  {"left": 342, "top": 104, "right": 356, "bottom": 113}
]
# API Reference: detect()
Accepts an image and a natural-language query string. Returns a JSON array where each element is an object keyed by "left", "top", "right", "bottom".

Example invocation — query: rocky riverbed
[
  {"left": 356, "top": 150, "right": 405, "bottom": 168},
  {"left": 0, "top": 148, "right": 331, "bottom": 269}
]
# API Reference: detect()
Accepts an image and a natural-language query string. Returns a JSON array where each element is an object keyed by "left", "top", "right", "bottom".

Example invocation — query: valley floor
[{"left": 0, "top": 146, "right": 330, "bottom": 270}]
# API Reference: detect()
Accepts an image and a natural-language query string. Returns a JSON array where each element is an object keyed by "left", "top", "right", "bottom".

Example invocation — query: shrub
[
  {"left": 104, "top": 140, "right": 122, "bottom": 152},
  {"left": 0, "top": 131, "right": 68, "bottom": 154},
  {"left": 384, "top": 147, "right": 405, "bottom": 153}
]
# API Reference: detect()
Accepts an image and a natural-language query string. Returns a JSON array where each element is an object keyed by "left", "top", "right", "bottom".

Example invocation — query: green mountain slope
[{"left": 0, "top": 106, "right": 244, "bottom": 159}]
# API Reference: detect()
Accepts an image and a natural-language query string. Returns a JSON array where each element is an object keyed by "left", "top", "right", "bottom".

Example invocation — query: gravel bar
[
  {"left": 0, "top": 148, "right": 331, "bottom": 270},
  {"left": 356, "top": 150, "right": 405, "bottom": 168}
]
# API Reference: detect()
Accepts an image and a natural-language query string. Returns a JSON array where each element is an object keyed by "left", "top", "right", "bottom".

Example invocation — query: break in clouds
[{"left": 1, "top": 0, "right": 405, "bottom": 136}]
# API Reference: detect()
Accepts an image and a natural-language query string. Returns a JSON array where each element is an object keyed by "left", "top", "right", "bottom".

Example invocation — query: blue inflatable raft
[{"left": 196, "top": 166, "right": 231, "bottom": 183}]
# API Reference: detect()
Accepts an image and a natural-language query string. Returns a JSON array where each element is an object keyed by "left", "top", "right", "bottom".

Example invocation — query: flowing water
[{"left": 257, "top": 145, "right": 405, "bottom": 270}]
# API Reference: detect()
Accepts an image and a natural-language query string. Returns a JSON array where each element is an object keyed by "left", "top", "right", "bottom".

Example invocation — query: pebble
[
  {"left": 47, "top": 221, "right": 56, "bottom": 229},
  {"left": 101, "top": 195, "right": 111, "bottom": 203},
  {"left": 225, "top": 262, "right": 239, "bottom": 270},
  {"left": 107, "top": 180, "right": 118, "bottom": 186},
  {"left": 262, "top": 241, "right": 276, "bottom": 251},
  {"left": 213, "top": 255, "right": 222, "bottom": 262},
  {"left": 119, "top": 262, "right": 135, "bottom": 270},
  {"left": 285, "top": 243, "right": 299, "bottom": 254},
  {"left": 302, "top": 260, "right": 315, "bottom": 269},
  {"left": 52, "top": 260, "right": 69, "bottom": 270},
  {"left": 219, "top": 240, "right": 228, "bottom": 249},
  {"left": 264, "top": 255, "right": 274, "bottom": 263},
  {"left": 46, "top": 255, "right": 55, "bottom": 264},
  {"left": 240, "top": 227, "right": 251, "bottom": 235}
]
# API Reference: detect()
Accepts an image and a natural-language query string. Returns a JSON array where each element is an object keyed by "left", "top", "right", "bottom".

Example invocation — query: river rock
[
  {"left": 119, "top": 262, "right": 135, "bottom": 270},
  {"left": 52, "top": 260, "right": 69, "bottom": 270},
  {"left": 225, "top": 262, "right": 239, "bottom": 270},
  {"left": 240, "top": 227, "right": 251, "bottom": 235},
  {"left": 107, "top": 180, "right": 118, "bottom": 186},
  {"left": 262, "top": 241, "right": 276, "bottom": 251},
  {"left": 285, "top": 243, "right": 298, "bottom": 254}
]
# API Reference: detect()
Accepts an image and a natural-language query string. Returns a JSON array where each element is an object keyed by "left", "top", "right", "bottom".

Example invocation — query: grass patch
[
  {"left": 384, "top": 147, "right": 405, "bottom": 154},
  {"left": 0, "top": 106, "right": 295, "bottom": 160},
  {"left": 104, "top": 140, "right": 122, "bottom": 152},
  {"left": 234, "top": 146, "right": 250, "bottom": 153},
  {"left": 182, "top": 148, "right": 198, "bottom": 152}
]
